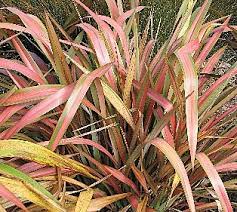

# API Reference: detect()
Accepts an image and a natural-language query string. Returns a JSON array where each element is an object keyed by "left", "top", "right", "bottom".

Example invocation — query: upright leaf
[
  {"left": 75, "top": 189, "right": 93, "bottom": 212},
  {"left": 45, "top": 13, "right": 72, "bottom": 85},
  {"left": 175, "top": 40, "right": 200, "bottom": 167}
]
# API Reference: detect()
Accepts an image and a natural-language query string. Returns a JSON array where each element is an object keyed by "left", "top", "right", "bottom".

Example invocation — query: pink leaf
[
  {"left": 0, "top": 58, "right": 46, "bottom": 84},
  {"left": 0, "top": 184, "right": 28, "bottom": 211},
  {"left": 40, "top": 137, "right": 116, "bottom": 165},
  {"left": 215, "top": 162, "right": 237, "bottom": 173},
  {"left": 176, "top": 40, "right": 200, "bottom": 167},
  {"left": 104, "top": 166, "right": 140, "bottom": 195},
  {"left": 196, "top": 153, "right": 233, "bottom": 212},
  {"left": 151, "top": 138, "right": 195, "bottom": 212},
  {"left": 0, "top": 83, "right": 75, "bottom": 139},
  {"left": 48, "top": 63, "right": 113, "bottom": 150}
]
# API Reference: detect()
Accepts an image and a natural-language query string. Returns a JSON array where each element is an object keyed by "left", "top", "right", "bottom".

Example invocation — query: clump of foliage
[{"left": 0, "top": 0, "right": 236, "bottom": 211}]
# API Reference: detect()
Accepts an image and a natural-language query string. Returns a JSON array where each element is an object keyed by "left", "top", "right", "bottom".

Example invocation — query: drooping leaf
[
  {"left": 0, "top": 140, "right": 94, "bottom": 179},
  {"left": 0, "top": 84, "right": 74, "bottom": 139},
  {"left": 104, "top": 166, "right": 139, "bottom": 195},
  {"left": 0, "top": 85, "right": 63, "bottom": 106},
  {"left": 0, "top": 163, "right": 57, "bottom": 202},
  {"left": 0, "top": 58, "right": 45, "bottom": 84},
  {"left": 0, "top": 105, "right": 26, "bottom": 127},
  {"left": 41, "top": 135, "right": 116, "bottom": 164}
]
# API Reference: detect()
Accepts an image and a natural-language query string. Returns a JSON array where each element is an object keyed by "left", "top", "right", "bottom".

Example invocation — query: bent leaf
[
  {"left": 0, "top": 58, "right": 45, "bottom": 84},
  {"left": 104, "top": 166, "right": 139, "bottom": 195},
  {"left": 0, "top": 163, "right": 55, "bottom": 201},
  {"left": 0, "top": 84, "right": 74, "bottom": 139},
  {"left": 175, "top": 40, "right": 200, "bottom": 167},
  {"left": 0, "top": 85, "right": 62, "bottom": 106}
]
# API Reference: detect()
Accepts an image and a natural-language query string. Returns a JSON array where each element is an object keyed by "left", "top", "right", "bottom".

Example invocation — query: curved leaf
[
  {"left": 0, "top": 85, "right": 63, "bottom": 106},
  {"left": 0, "top": 84, "right": 74, "bottom": 139},
  {"left": 196, "top": 153, "right": 232, "bottom": 212},
  {"left": 104, "top": 166, "right": 139, "bottom": 195},
  {"left": 0, "top": 163, "right": 56, "bottom": 198},
  {"left": 0, "top": 58, "right": 45, "bottom": 84},
  {"left": 40, "top": 137, "right": 116, "bottom": 164},
  {"left": 151, "top": 138, "right": 195, "bottom": 212}
]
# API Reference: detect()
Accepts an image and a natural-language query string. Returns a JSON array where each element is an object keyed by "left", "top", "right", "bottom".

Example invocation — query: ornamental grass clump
[{"left": 0, "top": 0, "right": 236, "bottom": 211}]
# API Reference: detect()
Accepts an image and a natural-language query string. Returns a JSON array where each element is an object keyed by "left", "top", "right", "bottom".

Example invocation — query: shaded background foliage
[
  {"left": 141, "top": 0, "right": 237, "bottom": 45},
  {"left": 1, "top": 0, "right": 237, "bottom": 45}
]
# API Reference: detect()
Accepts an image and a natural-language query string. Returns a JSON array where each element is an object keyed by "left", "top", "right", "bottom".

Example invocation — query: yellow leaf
[
  {"left": 45, "top": 13, "right": 72, "bottom": 85},
  {"left": 170, "top": 173, "right": 181, "bottom": 198},
  {"left": 0, "top": 140, "right": 94, "bottom": 179},
  {"left": 0, "top": 203, "right": 6, "bottom": 212},
  {"left": 136, "top": 195, "right": 148, "bottom": 212},
  {"left": 75, "top": 189, "right": 93, "bottom": 212},
  {"left": 101, "top": 81, "right": 135, "bottom": 130},
  {"left": 87, "top": 193, "right": 130, "bottom": 211},
  {"left": 0, "top": 177, "right": 64, "bottom": 212},
  {"left": 123, "top": 52, "right": 136, "bottom": 108}
]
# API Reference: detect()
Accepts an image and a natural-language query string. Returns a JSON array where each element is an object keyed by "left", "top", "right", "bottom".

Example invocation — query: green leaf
[{"left": 0, "top": 163, "right": 56, "bottom": 202}]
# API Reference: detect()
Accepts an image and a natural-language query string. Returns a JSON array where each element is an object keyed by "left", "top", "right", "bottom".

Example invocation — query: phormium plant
[{"left": 0, "top": 0, "right": 236, "bottom": 211}]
